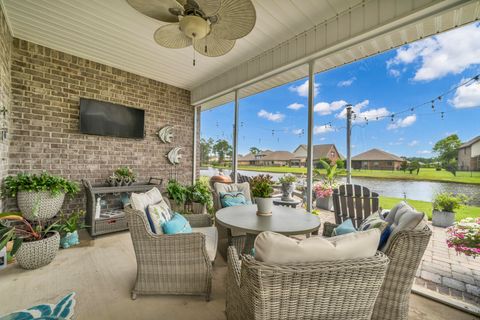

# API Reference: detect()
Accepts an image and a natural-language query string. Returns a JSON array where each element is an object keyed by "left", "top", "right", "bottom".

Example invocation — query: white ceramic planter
[
  {"left": 432, "top": 210, "right": 455, "bottom": 228},
  {"left": 17, "top": 191, "right": 65, "bottom": 221},
  {"left": 316, "top": 197, "right": 334, "bottom": 211},
  {"left": 256, "top": 197, "right": 273, "bottom": 216}
]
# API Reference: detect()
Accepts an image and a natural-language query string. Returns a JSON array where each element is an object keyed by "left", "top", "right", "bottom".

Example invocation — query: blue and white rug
[{"left": 0, "top": 293, "right": 75, "bottom": 320}]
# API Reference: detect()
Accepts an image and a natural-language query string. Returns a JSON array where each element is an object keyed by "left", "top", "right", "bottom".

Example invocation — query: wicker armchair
[
  {"left": 323, "top": 221, "right": 432, "bottom": 320},
  {"left": 226, "top": 246, "right": 390, "bottom": 320},
  {"left": 125, "top": 207, "right": 214, "bottom": 301}
]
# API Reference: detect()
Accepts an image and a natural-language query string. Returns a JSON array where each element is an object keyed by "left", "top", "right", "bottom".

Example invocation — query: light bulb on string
[
  {"left": 431, "top": 100, "right": 435, "bottom": 112},
  {"left": 441, "top": 112, "right": 445, "bottom": 120},
  {"left": 391, "top": 114, "right": 395, "bottom": 122}
]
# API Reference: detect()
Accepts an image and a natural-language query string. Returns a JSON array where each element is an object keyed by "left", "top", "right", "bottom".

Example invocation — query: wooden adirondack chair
[{"left": 332, "top": 184, "right": 379, "bottom": 228}]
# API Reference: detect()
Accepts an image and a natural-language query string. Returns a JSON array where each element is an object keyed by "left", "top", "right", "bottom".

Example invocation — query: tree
[
  {"left": 200, "top": 138, "right": 214, "bottom": 165},
  {"left": 408, "top": 161, "right": 420, "bottom": 175},
  {"left": 249, "top": 147, "right": 261, "bottom": 155},
  {"left": 433, "top": 134, "right": 461, "bottom": 166},
  {"left": 212, "top": 139, "right": 232, "bottom": 164},
  {"left": 445, "top": 159, "right": 458, "bottom": 176},
  {"left": 335, "top": 159, "right": 345, "bottom": 169},
  {"left": 400, "top": 160, "right": 408, "bottom": 173}
]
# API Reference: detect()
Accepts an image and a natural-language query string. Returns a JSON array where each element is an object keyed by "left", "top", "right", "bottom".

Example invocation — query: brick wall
[
  {"left": 9, "top": 39, "right": 196, "bottom": 211},
  {"left": 0, "top": 6, "right": 12, "bottom": 211}
]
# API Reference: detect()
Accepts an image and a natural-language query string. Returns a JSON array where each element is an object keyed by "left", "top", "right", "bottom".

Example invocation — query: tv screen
[{"left": 79, "top": 98, "right": 145, "bottom": 139}]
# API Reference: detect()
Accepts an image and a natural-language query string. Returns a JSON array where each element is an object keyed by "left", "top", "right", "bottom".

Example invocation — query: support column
[
  {"left": 232, "top": 90, "right": 239, "bottom": 183},
  {"left": 346, "top": 104, "right": 353, "bottom": 184},
  {"left": 306, "top": 61, "right": 315, "bottom": 212},
  {"left": 192, "top": 105, "right": 199, "bottom": 185}
]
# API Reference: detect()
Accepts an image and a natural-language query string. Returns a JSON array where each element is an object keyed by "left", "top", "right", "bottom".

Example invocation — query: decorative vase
[
  {"left": 17, "top": 191, "right": 65, "bottom": 221},
  {"left": 106, "top": 175, "right": 116, "bottom": 187},
  {"left": 316, "top": 196, "right": 334, "bottom": 211},
  {"left": 281, "top": 182, "right": 295, "bottom": 201},
  {"left": 15, "top": 232, "right": 60, "bottom": 270},
  {"left": 60, "top": 231, "right": 80, "bottom": 249},
  {"left": 192, "top": 202, "right": 207, "bottom": 214},
  {"left": 432, "top": 210, "right": 455, "bottom": 228},
  {"left": 256, "top": 197, "right": 273, "bottom": 216}
]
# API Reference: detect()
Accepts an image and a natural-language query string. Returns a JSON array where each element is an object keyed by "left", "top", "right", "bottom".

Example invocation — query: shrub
[
  {"left": 336, "top": 159, "right": 345, "bottom": 169},
  {"left": 3, "top": 172, "right": 79, "bottom": 197},
  {"left": 166, "top": 179, "right": 188, "bottom": 205},
  {"left": 433, "top": 192, "right": 468, "bottom": 213},
  {"left": 250, "top": 175, "right": 274, "bottom": 198},
  {"left": 114, "top": 166, "right": 136, "bottom": 181},
  {"left": 188, "top": 179, "right": 212, "bottom": 206}
]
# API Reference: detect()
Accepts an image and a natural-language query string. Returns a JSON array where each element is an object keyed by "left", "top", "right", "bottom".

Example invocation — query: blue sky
[{"left": 201, "top": 22, "right": 480, "bottom": 157}]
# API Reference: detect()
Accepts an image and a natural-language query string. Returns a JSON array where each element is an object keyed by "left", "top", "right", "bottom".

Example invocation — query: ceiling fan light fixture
[{"left": 179, "top": 15, "right": 210, "bottom": 39}]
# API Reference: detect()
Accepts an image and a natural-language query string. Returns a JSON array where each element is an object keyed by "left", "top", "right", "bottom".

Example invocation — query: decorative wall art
[
  {"left": 166, "top": 147, "right": 182, "bottom": 165},
  {"left": 157, "top": 125, "right": 173, "bottom": 143}
]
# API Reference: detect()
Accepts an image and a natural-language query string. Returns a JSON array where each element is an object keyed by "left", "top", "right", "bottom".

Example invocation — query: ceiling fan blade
[
  {"left": 127, "top": 0, "right": 183, "bottom": 23},
  {"left": 154, "top": 24, "right": 192, "bottom": 49},
  {"left": 194, "top": 35, "right": 235, "bottom": 57},
  {"left": 194, "top": 0, "right": 221, "bottom": 17},
  {"left": 212, "top": 0, "right": 256, "bottom": 40}
]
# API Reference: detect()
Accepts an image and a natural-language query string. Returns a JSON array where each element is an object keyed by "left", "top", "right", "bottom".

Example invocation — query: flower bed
[{"left": 446, "top": 218, "right": 480, "bottom": 258}]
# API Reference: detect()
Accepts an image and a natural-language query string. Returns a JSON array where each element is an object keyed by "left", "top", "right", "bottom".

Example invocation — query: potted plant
[
  {"left": 250, "top": 175, "right": 274, "bottom": 216},
  {"left": 3, "top": 172, "right": 79, "bottom": 220},
  {"left": 0, "top": 213, "right": 60, "bottom": 269},
  {"left": 187, "top": 180, "right": 212, "bottom": 214},
  {"left": 432, "top": 192, "right": 468, "bottom": 227},
  {"left": 446, "top": 217, "right": 479, "bottom": 258},
  {"left": 166, "top": 179, "right": 187, "bottom": 212},
  {"left": 107, "top": 166, "right": 136, "bottom": 186},
  {"left": 55, "top": 211, "right": 86, "bottom": 249},
  {"left": 313, "top": 159, "right": 341, "bottom": 211},
  {"left": 279, "top": 174, "right": 297, "bottom": 201}
]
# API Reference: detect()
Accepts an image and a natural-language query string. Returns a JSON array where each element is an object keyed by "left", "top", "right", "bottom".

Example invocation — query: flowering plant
[
  {"left": 313, "top": 182, "right": 336, "bottom": 198},
  {"left": 446, "top": 218, "right": 480, "bottom": 258}
]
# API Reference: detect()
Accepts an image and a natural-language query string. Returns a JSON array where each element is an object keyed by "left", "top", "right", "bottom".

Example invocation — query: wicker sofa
[
  {"left": 226, "top": 246, "right": 390, "bottom": 320},
  {"left": 125, "top": 203, "right": 216, "bottom": 301},
  {"left": 323, "top": 222, "right": 432, "bottom": 320}
]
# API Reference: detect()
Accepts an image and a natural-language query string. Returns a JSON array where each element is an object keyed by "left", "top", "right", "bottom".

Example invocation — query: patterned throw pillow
[
  {"left": 147, "top": 200, "right": 172, "bottom": 234},
  {"left": 220, "top": 191, "right": 251, "bottom": 207},
  {"left": 358, "top": 211, "right": 390, "bottom": 248},
  {"left": 162, "top": 213, "right": 192, "bottom": 234}
]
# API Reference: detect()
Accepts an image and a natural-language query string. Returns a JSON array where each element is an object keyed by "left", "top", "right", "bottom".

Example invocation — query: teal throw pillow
[
  {"left": 332, "top": 219, "right": 356, "bottom": 236},
  {"left": 162, "top": 213, "right": 192, "bottom": 235},
  {"left": 220, "top": 191, "right": 251, "bottom": 207}
]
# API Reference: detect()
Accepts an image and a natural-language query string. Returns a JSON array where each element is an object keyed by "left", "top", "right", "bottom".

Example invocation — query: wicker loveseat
[
  {"left": 323, "top": 222, "right": 432, "bottom": 320},
  {"left": 226, "top": 246, "right": 390, "bottom": 320},
  {"left": 125, "top": 203, "right": 216, "bottom": 301}
]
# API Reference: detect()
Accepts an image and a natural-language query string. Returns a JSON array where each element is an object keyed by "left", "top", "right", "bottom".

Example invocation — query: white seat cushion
[
  {"left": 254, "top": 229, "right": 380, "bottom": 264},
  {"left": 193, "top": 226, "right": 218, "bottom": 262},
  {"left": 130, "top": 187, "right": 164, "bottom": 213},
  {"left": 382, "top": 204, "right": 427, "bottom": 251}
]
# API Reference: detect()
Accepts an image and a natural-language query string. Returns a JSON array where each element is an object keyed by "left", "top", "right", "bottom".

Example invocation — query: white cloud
[
  {"left": 319, "top": 137, "right": 326, "bottom": 141},
  {"left": 289, "top": 80, "right": 319, "bottom": 97},
  {"left": 337, "top": 77, "right": 356, "bottom": 87},
  {"left": 387, "top": 23, "right": 480, "bottom": 81},
  {"left": 450, "top": 79, "right": 480, "bottom": 108},
  {"left": 417, "top": 150, "right": 432, "bottom": 155},
  {"left": 257, "top": 109, "right": 285, "bottom": 122},
  {"left": 287, "top": 102, "right": 305, "bottom": 110},
  {"left": 387, "top": 114, "right": 417, "bottom": 130},
  {"left": 408, "top": 140, "right": 419, "bottom": 146},
  {"left": 388, "top": 68, "right": 401, "bottom": 77},
  {"left": 292, "top": 128, "right": 303, "bottom": 135},
  {"left": 314, "top": 100, "right": 347, "bottom": 115},
  {"left": 314, "top": 125, "right": 334, "bottom": 135},
  {"left": 336, "top": 100, "right": 390, "bottom": 123}
]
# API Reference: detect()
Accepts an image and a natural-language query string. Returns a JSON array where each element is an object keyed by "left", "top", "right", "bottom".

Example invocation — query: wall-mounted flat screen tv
[{"left": 79, "top": 98, "right": 145, "bottom": 139}]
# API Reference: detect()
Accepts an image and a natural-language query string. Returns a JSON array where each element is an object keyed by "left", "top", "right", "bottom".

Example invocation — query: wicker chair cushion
[
  {"left": 193, "top": 226, "right": 218, "bottom": 262},
  {"left": 382, "top": 205, "right": 427, "bottom": 251},
  {"left": 254, "top": 229, "right": 380, "bottom": 264},
  {"left": 384, "top": 201, "right": 412, "bottom": 224},
  {"left": 130, "top": 187, "right": 163, "bottom": 214}
]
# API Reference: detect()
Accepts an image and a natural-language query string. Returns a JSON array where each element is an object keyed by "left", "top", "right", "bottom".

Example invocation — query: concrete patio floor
[{"left": 0, "top": 230, "right": 478, "bottom": 320}]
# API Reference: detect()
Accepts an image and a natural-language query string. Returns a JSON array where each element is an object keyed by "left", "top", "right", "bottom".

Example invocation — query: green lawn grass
[
  {"left": 213, "top": 165, "right": 480, "bottom": 185},
  {"left": 379, "top": 196, "right": 480, "bottom": 221}
]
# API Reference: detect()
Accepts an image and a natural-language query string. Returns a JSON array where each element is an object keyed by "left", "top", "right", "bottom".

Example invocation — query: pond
[{"left": 200, "top": 167, "right": 480, "bottom": 206}]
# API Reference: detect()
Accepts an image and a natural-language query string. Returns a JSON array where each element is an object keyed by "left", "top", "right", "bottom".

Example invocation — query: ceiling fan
[{"left": 127, "top": 0, "right": 256, "bottom": 65}]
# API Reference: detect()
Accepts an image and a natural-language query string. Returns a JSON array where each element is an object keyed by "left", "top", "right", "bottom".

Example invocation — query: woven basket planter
[
  {"left": 16, "top": 232, "right": 60, "bottom": 270},
  {"left": 17, "top": 191, "right": 65, "bottom": 220}
]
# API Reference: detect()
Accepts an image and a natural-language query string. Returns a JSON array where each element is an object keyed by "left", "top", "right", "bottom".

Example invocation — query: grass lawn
[
  {"left": 379, "top": 196, "right": 480, "bottom": 221},
  {"left": 214, "top": 165, "right": 480, "bottom": 185}
]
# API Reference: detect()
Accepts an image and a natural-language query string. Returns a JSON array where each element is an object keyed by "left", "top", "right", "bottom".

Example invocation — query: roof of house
[
  {"left": 352, "top": 148, "right": 404, "bottom": 161},
  {"left": 459, "top": 136, "right": 480, "bottom": 149},
  {"left": 293, "top": 144, "right": 344, "bottom": 159},
  {"left": 260, "top": 151, "right": 296, "bottom": 161},
  {"left": 239, "top": 150, "right": 272, "bottom": 161}
]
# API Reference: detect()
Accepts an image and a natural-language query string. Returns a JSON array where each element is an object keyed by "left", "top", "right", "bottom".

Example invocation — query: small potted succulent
[
  {"left": 250, "top": 175, "right": 274, "bottom": 216},
  {"left": 55, "top": 211, "right": 86, "bottom": 249},
  {"left": 187, "top": 180, "right": 212, "bottom": 214},
  {"left": 166, "top": 179, "right": 188, "bottom": 213},
  {"left": 446, "top": 218, "right": 479, "bottom": 258},
  {"left": 432, "top": 192, "right": 468, "bottom": 228},
  {"left": 3, "top": 172, "right": 79, "bottom": 220},
  {"left": 279, "top": 174, "right": 297, "bottom": 201},
  {"left": 107, "top": 166, "right": 136, "bottom": 186},
  {"left": 0, "top": 212, "right": 60, "bottom": 270}
]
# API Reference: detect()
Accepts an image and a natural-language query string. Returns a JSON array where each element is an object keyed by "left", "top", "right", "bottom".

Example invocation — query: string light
[{"left": 431, "top": 100, "right": 435, "bottom": 111}]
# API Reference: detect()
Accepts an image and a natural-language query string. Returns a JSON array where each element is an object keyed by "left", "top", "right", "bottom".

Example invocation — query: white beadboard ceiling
[
  {"left": 1, "top": 0, "right": 362, "bottom": 91},
  {"left": 2, "top": 0, "right": 479, "bottom": 110}
]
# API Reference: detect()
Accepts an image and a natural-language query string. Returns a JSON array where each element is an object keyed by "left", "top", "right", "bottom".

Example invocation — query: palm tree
[{"left": 249, "top": 147, "right": 261, "bottom": 155}]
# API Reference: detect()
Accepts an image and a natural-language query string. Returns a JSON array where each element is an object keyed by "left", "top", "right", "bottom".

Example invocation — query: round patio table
[{"left": 216, "top": 204, "right": 321, "bottom": 254}]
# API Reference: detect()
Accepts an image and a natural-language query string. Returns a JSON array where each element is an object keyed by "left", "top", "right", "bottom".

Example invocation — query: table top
[
  {"left": 273, "top": 198, "right": 302, "bottom": 205},
  {"left": 215, "top": 204, "right": 320, "bottom": 235}
]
